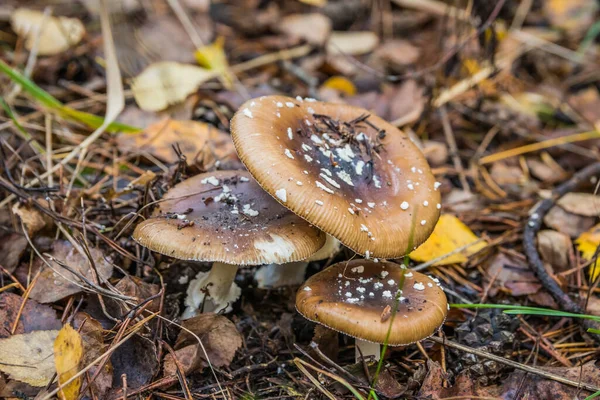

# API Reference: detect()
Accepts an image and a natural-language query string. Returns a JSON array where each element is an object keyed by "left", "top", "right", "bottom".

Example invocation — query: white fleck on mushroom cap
[
  {"left": 296, "top": 259, "right": 447, "bottom": 345},
  {"left": 231, "top": 95, "right": 441, "bottom": 258},
  {"left": 133, "top": 170, "right": 326, "bottom": 265}
]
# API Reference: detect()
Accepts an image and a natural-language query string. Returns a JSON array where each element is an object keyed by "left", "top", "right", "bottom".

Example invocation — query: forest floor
[{"left": 2, "top": 0, "right": 600, "bottom": 399}]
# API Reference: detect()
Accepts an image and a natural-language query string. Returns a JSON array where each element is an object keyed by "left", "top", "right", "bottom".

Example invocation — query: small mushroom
[
  {"left": 231, "top": 95, "right": 440, "bottom": 259},
  {"left": 133, "top": 170, "right": 325, "bottom": 317},
  {"left": 296, "top": 259, "right": 447, "bottom": 362},
  {"left": 255, "top": 234, "right": 341, "bottom": 288}
]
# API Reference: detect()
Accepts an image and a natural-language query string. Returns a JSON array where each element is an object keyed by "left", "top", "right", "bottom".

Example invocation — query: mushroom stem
[
  {"left": 183, "top": 262, "right": 241, "bottom": 318},
  {"left": 355, "top": 339, "right": 381, "bottom": 363},
  {"left": 255, "top": 261, "right": 309, "bottom": 288}
]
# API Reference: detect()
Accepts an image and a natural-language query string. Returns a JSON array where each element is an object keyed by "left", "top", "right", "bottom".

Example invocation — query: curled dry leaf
[
  {"left": 0, "top": 292, "right": 61, "bottom": 338},
  {"left": 12, "top": 203, "right": 47, "bottom": 236},
  {"left": 110, "top": 335, "right": 158, "bottom": 389},
  {"left": 116, "top": 119, "right": 239, "bottom": 167},
  {"left": 164, "top": 313, "right": 242, "bottom": 376},
  {"left": 10, "top": 8, "right": 85, "bottom": 56},
  {"left": 410, "top": 214, "right": 488, "bottom": 266},
  {"left": 0, "top": 330, "right": 58, "bottom": 386},
  {"left": 278, "top": 13, "right": 332, "bottom": 46},
  {"left": 0, "top": 232, "right": 27, "bottom": 273},
  {"left": 54, "top": 324, "right": 84, "bottom": 400},
  {"left": 72, "top": 313, "right": 113, "bottom": 397},
  {"left": 327, "top": 31, "right": 379, "bottom": 56},
  {"left": 556, "top": 192, "right": 600, "bottom": 217},
  {"left": 131, "top": 62, "right": 217, "bottom": 111},
  {"left": 22, "top": 240, "right": 113, "bottom": 304},
  {"left": 484, "top": 252, "right": 541, "bottom": 297}
]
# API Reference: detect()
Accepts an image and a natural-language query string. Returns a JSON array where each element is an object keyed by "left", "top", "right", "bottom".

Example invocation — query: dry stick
[
  {"left": 428, "top": 336, "right": 600, "bottom": 392},
  {"left": 440, "top": 105, "right": 470, "bottom": 193},
  {"left": 524, "top": 162, "right": 600, "bottom": 340}
]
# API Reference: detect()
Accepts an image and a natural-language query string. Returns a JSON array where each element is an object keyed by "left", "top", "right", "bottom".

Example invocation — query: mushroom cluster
[{"left": 133, "top": 95, "right": 447, "bottom": 350}]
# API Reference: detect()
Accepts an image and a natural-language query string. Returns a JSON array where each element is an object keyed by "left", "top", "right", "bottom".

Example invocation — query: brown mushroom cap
[
  {"left": 133, "top": 170, "right": 326, "bottom": 265},
  {"left": 231, "top": 95, "right": 440, "bottom": 258},
  {"left": 296, "top": 259, "right": 447, "bottom": 345}
]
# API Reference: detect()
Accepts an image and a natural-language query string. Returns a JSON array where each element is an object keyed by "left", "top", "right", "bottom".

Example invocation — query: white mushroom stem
[
  {"left": 182, "top": 262, "right": 241, "bottom": 318},
  {"left": 355, "top": 339, "right": 381, "bottom": 363},
  {"left": 255, "top": 261, "right": 309, "bottom": 289}
]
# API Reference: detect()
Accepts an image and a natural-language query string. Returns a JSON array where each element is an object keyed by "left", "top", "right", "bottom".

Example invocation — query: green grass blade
[
  {"left": 0, "top": 59, "right": 140, "bottom": 134},
  {"left": 451, "top": 303, "right": 600, "bottom": 322},
  {"left": 0, "top": 96, "right": 45, "bottom": 154}
]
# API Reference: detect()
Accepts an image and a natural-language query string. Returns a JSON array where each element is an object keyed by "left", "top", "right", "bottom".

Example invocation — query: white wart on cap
[{"left": 231, "top": 95, "right": 440, "bottom": 258}]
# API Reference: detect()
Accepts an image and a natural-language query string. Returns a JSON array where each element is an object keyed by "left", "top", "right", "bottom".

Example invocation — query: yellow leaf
[
  {"left": 575, "top": 224, "right": 600, "bottom": 281},
  {"left": 194, "top": 37, "right": 233, "bottom": 89},
  {"left": 0, "top": 330, "right": 58, "bottom": 386},
  {"left": 10, "top": 8, "right": 86, "bottom": 56},
  {"left": 131, "top": 62, "right": 217, "bottom": 111},
  {"left": 410, "top": 214, "right": 487, "bottom": 265},
  {"left": 54, "top": 324, "right": 84, "bottom": 400},
  {"left": 321, "top": 76, "right": 357, "bottom": 96},
  {"left": 297, "top": 0, "right": 327, "bottom": 6}
]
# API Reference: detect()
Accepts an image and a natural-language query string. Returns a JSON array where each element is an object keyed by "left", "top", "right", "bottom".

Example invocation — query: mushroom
[
  {"left": 231, "top": 95, "right": 441, "bottom": 259},
  {"left": 296, "top": 259, "right": 447, "bottom": 362},
  {"left": 133, "top": 170, "right": 326, "bottom": 317},
  {"left": 255, "top": 234, "right": 341, "bottom": 288}
]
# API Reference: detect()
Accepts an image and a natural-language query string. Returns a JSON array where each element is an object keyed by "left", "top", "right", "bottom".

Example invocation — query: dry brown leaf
[
  {"left": 484, "top": 252, "right": 541, "bottom": 297},
  {"left": 131, "top": 62, "right": 217, "bottom": 111},
  {"left": 279, "top": 13, "right": 332, "bottom": 46},
  {"left": 116, "top": 119, "right": 239, "bottom": 167},
  {"left": 10, "top": 8, "right": 85, "bottom": 55},
  {"left": 12, "top": 203, "right": 46, "bottom": 236},
  {"left": 0, "top": 330, "right": 58, "bottom": 386},
  {"left": 23, "top": 240, "right": 113, "bottom": 304},
  {"left": 110, "top": 335, "right": 158, "bottom": 389},
  {"left": 165, "top": 313, "right": 242, "bottom": 376},
  {"left": 537, "top": 230, "right": 572, "bottom": 271},
  {"left": 422, "top": 141, "right": 448, "bottom": 167},
  {"left": 544, "top": 205, "right": 596, "bottom": 238},
  {"left": 556, "top": 192, "right": 600, "bottom": 217},
  {"left": 0, "top": 232, "right": 28, "bottom": 273},
  {"left": 0, "top": 293, "right": 61, "bottom": 338},
  {"left": 490, "top": 162, "right": 524, "bottom": 185},
  {"left": 327, "top": 31, "right": 379, "bottom": 56},
  {"left": 373, "top": 40, "right": 420, "bottom": 70}
]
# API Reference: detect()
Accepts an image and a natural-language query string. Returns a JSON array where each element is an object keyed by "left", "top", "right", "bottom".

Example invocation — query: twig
[
  {"left": 428, "top": 335, "right": 600, "bottom": 392},
  {"left": 523, "top": 162, "right": 600, "bottom": 340},
  {"left": 440, "top": 105, "right": 470, "bottom": 193}
]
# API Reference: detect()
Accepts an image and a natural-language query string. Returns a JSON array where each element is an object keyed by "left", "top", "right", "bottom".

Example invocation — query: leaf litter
[{"left": 1, "top": 0, "right": 600, "bottom": 399}]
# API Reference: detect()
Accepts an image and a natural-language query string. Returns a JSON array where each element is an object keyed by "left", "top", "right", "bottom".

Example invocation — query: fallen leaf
[
  {"left": 410, "top": 214, "right": 488, "bottom": 265},
  {"left": 110, "top": 335, "right": 158, "bottom": 389},
  {"left": 327, "top": 31, "right": 379, "bottom": 56},
  {"left": 10, "top": 8, "right": 86, "bottom": 55},
  {"left": 107, "top": 275, "right": 160, "bottom": 317},
  {"left": 373, "top": 40, "right": 420, "bottom": 70},
  {"left": 21, "top": 240, "right": 113, "bottom": 304},
  {"left": 500, "top": 361, "right": 600, "bottom": 399},
  {"left": 575, "top": 224, "right": 600, "bottom": 280},
  {"left": 194, "top": 37, "right": 233, "bottom": 88},
  {"left": 557, "top": 192, "right": 600, "bottom": 217},
  {"left": 116, "top": 119, "right": 239, "bottom": 167},
  {"left": 0, "top": 232, "right": 28, "bottom": 273},
  {"left": 278, "top": 13, "right": 332, "bottom": 46},
  {"left": 54, "top": 324, "right": 83, "bottom": 400},
  {"left": 131, "top": 62, "right": 217, "bottom": 111},
  {"left": 490, "top": 162, "right": 524, "bottom": 185},
  {"left": 568, "top": 87, "right": 600, "bottom": 127},
  {"left": 0, "top": 330, "right": 58, "bottom": 386},
  {"left": 537, "top": 230, "right": 572, "bottom": 271},
  {"left": 0, "top": 292, "right": 61, "bottom": 338},
  {"left": 484, "top": 252, "right": 541, "bottom": 297},
  {"left": 12, "top": 203, "right": 47, "bottom": 236},
  {"left": 298, "top": 0, "right": 327, "bottom": 6},
  {"left": 544, "top": 206, "right": 595, "bottom": 238},
  {"left": 419, "top": 360, "right": 482, "bottom": 399},
  {"left": 72, "top": 313, "right": 113, "bottom": 398},
  {"left": 321, "top": 76, "right": 357, "bottom": 96},
  {"left": 164, "top": 313, "right": 242, "bottom": 376},
  {"left": 388, "top": 79, "right": 425, "bottom": 125}
]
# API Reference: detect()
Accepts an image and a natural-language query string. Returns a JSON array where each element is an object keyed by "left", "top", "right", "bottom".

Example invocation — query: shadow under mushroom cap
[
  {"left": 296, "top": 259, "right": 448, "bottom": 345},
  {"left": 231, "top": 95, "right": 441, "bottom": 259},
  {"left": 133, "top": 170, "right": 326, "bottom": 265}
]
